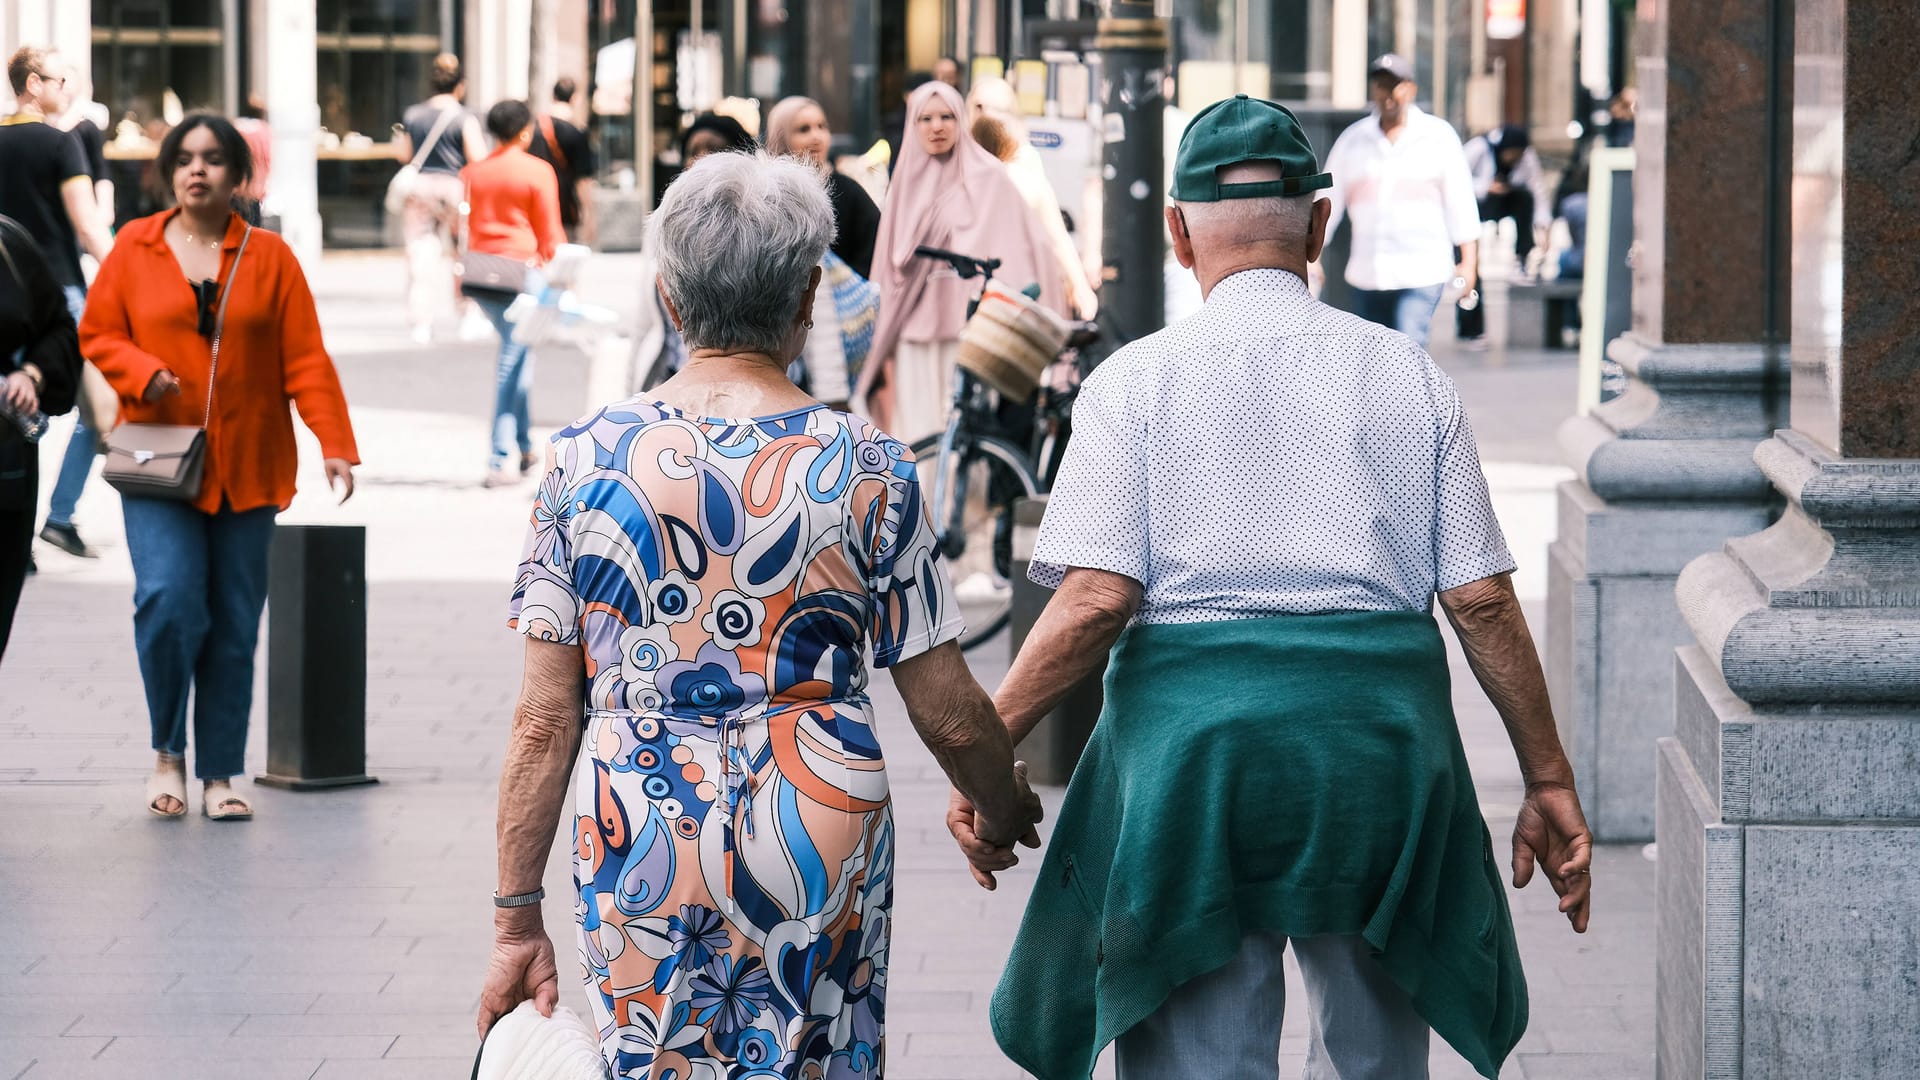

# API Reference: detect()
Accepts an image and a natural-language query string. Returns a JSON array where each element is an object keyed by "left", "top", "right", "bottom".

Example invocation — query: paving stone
[{"left": 96, "top": 1034, "right": 394, "bottom": 1060}]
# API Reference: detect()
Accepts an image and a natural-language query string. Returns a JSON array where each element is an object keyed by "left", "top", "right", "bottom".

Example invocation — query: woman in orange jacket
[
  {"left": 81, "top": 113, "right": 359, "bottom": 821},
  {"left": 461, "top": 99, "right": 563, "bottom": 487}
]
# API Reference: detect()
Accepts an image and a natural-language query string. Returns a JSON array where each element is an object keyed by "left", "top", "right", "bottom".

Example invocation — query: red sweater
[
  {"left": 462, "top": 146, "right": 564, "bottom": 262},
  {"left": 82, "top": 209, "right": 360, "bottom": 515}
]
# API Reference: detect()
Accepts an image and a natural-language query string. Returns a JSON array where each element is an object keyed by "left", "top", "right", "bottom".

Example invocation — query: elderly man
[{"left": 964, "top": 96, "right": 1594, "bottom": 1080}]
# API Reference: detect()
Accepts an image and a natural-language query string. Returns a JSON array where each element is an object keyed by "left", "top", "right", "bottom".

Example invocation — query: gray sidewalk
[{"left": 0, "top": 253, "right": 1652, "bottom": 1079}]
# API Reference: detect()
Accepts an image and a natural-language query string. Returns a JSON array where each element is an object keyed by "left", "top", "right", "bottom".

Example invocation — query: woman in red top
[
  {"left": 459, "top": 99, "right": 562, "bottom": 487},
  {"left": 82, "top": 113, "right": 359, "bottom": 821}
]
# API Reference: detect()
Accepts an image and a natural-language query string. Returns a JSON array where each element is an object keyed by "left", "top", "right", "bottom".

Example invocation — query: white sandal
[
  {"left": 146, "top": 755, "right": 187, "bottom": 818},
  {"left": 202, "top": 780, "right": 253, "bottom": 821}
]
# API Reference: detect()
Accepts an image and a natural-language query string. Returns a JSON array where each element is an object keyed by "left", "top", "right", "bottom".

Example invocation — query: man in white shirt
[
  {"left": 1320, "top": 54, "right": 1480, "bottom": 348},
  {"left": 975, "top": 94, "right": 1594, "bottom": 1080}
]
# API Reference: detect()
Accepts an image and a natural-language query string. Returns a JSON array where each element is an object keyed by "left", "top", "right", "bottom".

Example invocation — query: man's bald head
[{"left": 1167, "top": 161, "right": 1331, "bottom": 295}]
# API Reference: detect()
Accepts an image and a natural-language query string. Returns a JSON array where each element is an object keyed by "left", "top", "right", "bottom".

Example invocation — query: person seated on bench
[{"left": 1466, "top": 124, "right": 1550, "bottom": 277}]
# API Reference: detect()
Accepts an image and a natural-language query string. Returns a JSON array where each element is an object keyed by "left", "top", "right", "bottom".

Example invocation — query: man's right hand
[
  {"left": 144, "top": 370, "right": 182, "bottom": 403},
  {"left": 3, "top": 371, "right": 38, "bottom": 415}
]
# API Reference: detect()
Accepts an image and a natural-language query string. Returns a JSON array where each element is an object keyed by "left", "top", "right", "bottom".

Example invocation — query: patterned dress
[{"left": 510, "top": 400, "right": 964, "bottom": 1080}]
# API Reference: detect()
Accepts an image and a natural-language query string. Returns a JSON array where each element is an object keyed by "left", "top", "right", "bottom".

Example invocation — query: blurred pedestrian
[
  {"left": 83, "top": 113, "right": 358, "bottom": 820},
  {"left": 528, "top": 77, "right": 596, "bottom": 246},
  {"left": 460, "top": 99, "right": 563, "bottom": 487},
  {"left": 967, "top": 78, "right": 1098, "bottom": 317},
  {"left": 1456, "top": 123, "right": 1552, "bottom": 345},
  {"left": 395, "top": 53, "right": 487, "bottom": 345},
  {"left": 1605, "top": 88, "right": 1636, "bottom": 148},
  {"left": 477, "top": 149, "right": 1040, "bottom": 1076},
  {"left": 859, "top": 82, "right": 1065, "bottom": 441},
  {"left": 1465, "top": 124, "right": 1549, "bottom": 275},
  {"left": 933, "top": 55, "right": 964, "bottom": 91},
  {"left": 233, "top": 96, "right": 272, "bottom": 204},
  {"left": 765, "top": 95, "right": 879, "bottom": 277},
  {"left": 2, "top": 46, "right": 116, "bottom": 559},
  {"left": 0, "top": 215, "right": 82, "bottom": 663},
  {"left": 986, "top": 96, "right": 1592, "bottom": 1080},
  {"left": 1321, "top": 55, "right": 1479, "bottom": 348},
  {"left": 53, "top": 79, "right": 113, "bottom": 235}
]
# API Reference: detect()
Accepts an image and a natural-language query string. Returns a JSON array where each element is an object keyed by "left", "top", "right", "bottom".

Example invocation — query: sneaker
[
  {"left": 482, "top": 468, "right": 519, "bottom": 489},
  {"left": 409, "top": 323, "right": 433, "bottom": 345},
  {"left": 38, "top": 522, "right": 99, "bottom": 559}
]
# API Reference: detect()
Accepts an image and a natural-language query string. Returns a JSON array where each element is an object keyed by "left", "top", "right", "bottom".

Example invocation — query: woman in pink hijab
[{"left": 858, "top": 81, "right": 1067, "bottom": 440}]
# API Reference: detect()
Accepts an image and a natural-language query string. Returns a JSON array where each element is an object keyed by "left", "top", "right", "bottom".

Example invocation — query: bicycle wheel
[{"left": 909, "top": 431, "right": 1040, "bottom": 650}]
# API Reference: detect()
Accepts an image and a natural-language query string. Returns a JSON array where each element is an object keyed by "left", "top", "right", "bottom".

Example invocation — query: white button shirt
[
  {"left": 1030, "top": 269, "right": 1514, "bottom": 625},
  {"left": 1322, "top": 106, "right": 1482, "bottom": 291}
]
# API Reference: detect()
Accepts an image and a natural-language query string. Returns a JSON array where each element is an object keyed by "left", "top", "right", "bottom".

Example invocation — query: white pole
[{"left": 264, "top": 0, "right": 323, "bottom": 263}]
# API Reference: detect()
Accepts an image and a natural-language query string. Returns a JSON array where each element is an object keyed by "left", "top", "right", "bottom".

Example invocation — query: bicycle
[{"left": 905, "top": 245, "right": 1102, "bottom": 649}]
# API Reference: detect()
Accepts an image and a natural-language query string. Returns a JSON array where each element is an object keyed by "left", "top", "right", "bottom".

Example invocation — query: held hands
[
  {"left": 476, "top": 915, "right": 561, "bottom": 1040},
  {"left": 946, "top": 762, "right": 1045, "bottom": 891},
  {"left": 1512, "top": 780, "right": 1594, "bottom": 934}
]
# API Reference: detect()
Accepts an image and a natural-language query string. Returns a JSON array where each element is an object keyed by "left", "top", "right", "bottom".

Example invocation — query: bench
[{"left": 1507, "top": 279, "right": 1583, "bottom": 349}]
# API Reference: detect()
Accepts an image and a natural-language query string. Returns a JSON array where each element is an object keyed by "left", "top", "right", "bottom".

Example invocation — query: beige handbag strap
[{"left": 203, "top": 225, "right": 253, "bottom": 428}]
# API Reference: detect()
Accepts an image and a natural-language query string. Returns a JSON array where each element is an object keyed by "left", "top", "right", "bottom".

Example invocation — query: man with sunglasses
[{"left": 1, "top": 46, "right": 115, "bottom": 559}]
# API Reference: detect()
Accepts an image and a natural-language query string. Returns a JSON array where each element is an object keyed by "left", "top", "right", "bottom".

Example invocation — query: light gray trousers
[{"left": 1115, "top": 931, "right": 1431, "bottom": 1079}]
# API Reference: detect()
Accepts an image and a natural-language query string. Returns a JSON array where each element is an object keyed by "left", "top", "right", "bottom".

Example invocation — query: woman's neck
[{"left": 175, "top": 205, "right": 230, "bottom": 242}]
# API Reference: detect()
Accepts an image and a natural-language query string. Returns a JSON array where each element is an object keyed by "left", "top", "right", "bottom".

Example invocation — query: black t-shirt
[
  {"left": 529, "top": 113, "right": 595, "bottom": 227},
  {"left": 70, "top": 119, "right": 107, "bottom": 181},
  {"left": 0, "top": 118, "right": 90, "bottom": 289},
  {"left": 402, "top": 102, "right": 472, "bottom": 176}
]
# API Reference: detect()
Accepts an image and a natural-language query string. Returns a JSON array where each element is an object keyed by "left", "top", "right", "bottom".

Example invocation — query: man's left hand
[
  {"left": 1512, "top": 781, "right": 1594, "bottom": 933},
  {"left": 947, "top": 778, "right": 1042, "bottom": 892}
]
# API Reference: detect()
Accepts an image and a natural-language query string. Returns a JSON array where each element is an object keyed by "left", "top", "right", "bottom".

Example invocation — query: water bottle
[{"left": 2, "top": 402, "right": 48, "bottom": 442}]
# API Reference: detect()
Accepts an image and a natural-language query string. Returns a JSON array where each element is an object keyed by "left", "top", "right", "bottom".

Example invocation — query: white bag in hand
[{"left": 473, "top": 1001, "right": 610, "bottom": 1080}]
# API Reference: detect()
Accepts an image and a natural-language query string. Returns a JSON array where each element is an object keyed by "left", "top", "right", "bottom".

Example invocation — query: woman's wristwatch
[{"left": 493, "top": 887, "right": 545, "bottom": 908}]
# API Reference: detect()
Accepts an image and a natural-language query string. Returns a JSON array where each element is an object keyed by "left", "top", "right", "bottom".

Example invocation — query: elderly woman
[{"left": 478, "top": 150, "right": 1042, "bottom": 1079}]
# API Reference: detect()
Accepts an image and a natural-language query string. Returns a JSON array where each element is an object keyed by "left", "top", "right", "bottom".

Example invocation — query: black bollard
[
  {"left": 255, "top": 524, "right": 378, "bottom": 790},
  {"left": 1008, "top": 496, "right": 1103, "bottom": 786}
]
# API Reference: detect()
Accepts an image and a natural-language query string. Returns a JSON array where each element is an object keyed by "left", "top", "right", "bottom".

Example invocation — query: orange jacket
[
  {"left": 81, "top": 209, "right": 360, "bottom": 515},
  {"left": 462, "top": 146, "right": 564, "bottom": 263}
]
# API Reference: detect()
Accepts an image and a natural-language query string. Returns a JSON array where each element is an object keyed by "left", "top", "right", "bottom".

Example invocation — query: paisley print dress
[{"left": 510, "top": 399, "right": 963, "bottom": 1080}]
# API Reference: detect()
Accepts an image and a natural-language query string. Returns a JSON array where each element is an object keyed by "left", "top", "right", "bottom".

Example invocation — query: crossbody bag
[
  {"left": 102, "top": 225, "right": 253, "bottom": 501},
  {"left": 384, "top": 107, "right": 461, "bottom": 215}
]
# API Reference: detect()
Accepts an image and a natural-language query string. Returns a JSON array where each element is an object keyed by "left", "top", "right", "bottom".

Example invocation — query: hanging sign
[{"left": 1487, "top": 0, "right": 1526, "bottom": 40}]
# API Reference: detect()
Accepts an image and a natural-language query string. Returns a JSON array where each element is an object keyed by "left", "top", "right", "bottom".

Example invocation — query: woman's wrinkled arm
[
  {"left": 495, "top": 637, "right": 587, "bottom": 905},
  {"left": 479, "top": 637, "right": 585, "bottom": 1036},
  {"left": 891, "top": 641, "right": 1038, "bottom": 849}
]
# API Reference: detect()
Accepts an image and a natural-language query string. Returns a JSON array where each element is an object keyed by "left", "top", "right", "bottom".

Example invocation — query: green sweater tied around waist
[{"left": 989, "top": 610, "right": 1527, "bottom": 1079}]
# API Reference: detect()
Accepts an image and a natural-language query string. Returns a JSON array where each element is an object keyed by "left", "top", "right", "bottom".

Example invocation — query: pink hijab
[{"left": 859, "top": 82, "right": 1067, "bottom": 404}]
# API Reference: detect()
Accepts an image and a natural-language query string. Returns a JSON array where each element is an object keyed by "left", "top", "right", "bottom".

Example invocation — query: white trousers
[
  {"left": 1115, "top": 931, "right": 1432, "bottom": 1079},
  {"left": 890, "top": 339, "right": 959, "bottom": 445}
]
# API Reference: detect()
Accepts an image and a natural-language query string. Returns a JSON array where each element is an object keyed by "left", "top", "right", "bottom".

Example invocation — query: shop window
[
  {"left": 316, "top": 0, "right": 453, "bottom": 144},
  {"left": 92, "top": 0, "right": 226, "bottom": 130}
]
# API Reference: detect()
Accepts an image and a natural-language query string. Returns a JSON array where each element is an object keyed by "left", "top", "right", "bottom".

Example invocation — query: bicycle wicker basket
[{"left": 957, "top": 284, "right": 1071, "bottom": 400}]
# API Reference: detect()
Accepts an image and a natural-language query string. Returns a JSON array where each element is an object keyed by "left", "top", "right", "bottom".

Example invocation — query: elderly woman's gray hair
[{"left": 650, "top": 150, "right": 836, "bottom": 355}]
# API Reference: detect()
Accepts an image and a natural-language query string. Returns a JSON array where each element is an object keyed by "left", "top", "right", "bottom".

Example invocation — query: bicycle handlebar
[{"left": 913, "top": 245, "right": 1002, "bottom": 280}]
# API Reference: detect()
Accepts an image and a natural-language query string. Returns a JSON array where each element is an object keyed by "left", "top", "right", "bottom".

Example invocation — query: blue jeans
[
  {"left": 1350, "top": 284, "right": 1446, "bottom": 349},
  {"left": 473, "top": 292, "right": 533, "bottom": 468},
  {"left": 122, "top": 497, "right": 277, "bottom": 780},
  {"left": 46, "top": 285, "right": 91, "bottom": 527},
  {"left": 1116, "top": 931, "right": 1430, "bottom": 1079}
]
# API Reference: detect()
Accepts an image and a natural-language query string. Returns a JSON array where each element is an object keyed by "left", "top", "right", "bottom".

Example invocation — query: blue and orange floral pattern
[{"left": 510, "top": 400, "right": 963, "bottom": 1079}]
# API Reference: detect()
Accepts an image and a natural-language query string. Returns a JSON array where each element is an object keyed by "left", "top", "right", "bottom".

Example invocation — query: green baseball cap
[{"left": 1171, "top": 94, "right": 1332, "bottom": 202}]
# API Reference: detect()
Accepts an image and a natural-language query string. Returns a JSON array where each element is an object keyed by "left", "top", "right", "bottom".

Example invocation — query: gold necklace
[{"left": 176, "top": 221, "right": 222, "bottom": 249}]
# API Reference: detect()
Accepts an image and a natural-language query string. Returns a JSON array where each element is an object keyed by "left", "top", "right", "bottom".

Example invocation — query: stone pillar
[
  {"left": 1657, "top": 2, "right": 1920, "bottom": 1077},
  {"left": 1543, "top": 0, "right": 1790, "bottom": 842},
  {"left": 261, "top": 0, "right": 322, "bottom": 263}
]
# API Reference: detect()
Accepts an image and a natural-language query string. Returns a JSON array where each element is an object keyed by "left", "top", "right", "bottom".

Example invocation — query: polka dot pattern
[{"left": 1030, "top": 269, "right": 1515, "bottom": 624}]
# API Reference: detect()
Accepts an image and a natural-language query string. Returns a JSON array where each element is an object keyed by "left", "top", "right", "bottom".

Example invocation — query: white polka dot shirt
[{"left": 1030, "top": 268, "right": 1515, "bottom": 624}]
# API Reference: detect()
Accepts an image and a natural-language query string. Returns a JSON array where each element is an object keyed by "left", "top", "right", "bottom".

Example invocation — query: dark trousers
[
  {"left": 0, "top": 504, "right": 30, "bottom": 664},
  {"left": 122, "top": 496, "right": 277, "bottom": 780},
  {"left": 1479, "top": 190, "right": 1537, "bottom": 260}
]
